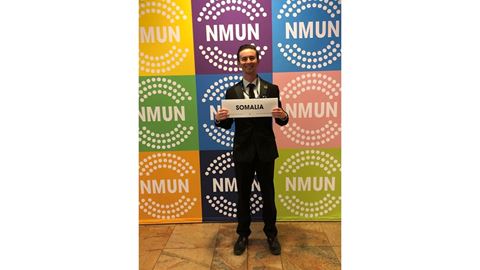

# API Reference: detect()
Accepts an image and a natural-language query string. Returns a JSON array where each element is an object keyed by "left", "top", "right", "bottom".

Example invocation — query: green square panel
[
  {"left": 275, "top": 148, "right": 341, "bottom": 221},
  {"left": 139, "top": 76, "right": 199, "bottom": 151}
]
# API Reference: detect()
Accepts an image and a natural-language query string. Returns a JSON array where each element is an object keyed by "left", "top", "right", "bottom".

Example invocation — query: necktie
[{"left": 247, "top": 83, "right": 255, "bottom": 99}]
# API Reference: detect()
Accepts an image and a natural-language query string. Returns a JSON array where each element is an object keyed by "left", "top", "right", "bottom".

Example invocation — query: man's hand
[
  {"left": 272, "top": 108, "right": 287, "bottom": 120},
  {"left": 215, "top": 108, "right": 230, "bottom": 121}
]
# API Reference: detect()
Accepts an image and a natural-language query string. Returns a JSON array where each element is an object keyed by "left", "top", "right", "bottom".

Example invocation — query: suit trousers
[{"left": 234, "top": 155, "right": 278, "bottom": 238}]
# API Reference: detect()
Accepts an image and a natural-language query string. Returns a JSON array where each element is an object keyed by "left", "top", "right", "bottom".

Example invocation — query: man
[{"left": 214, "top": 44, "right": 289, "bottom": 256}]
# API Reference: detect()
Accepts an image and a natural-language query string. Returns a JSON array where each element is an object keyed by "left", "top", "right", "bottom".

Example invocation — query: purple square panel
[{"left": 192, "top": 0, "right": 272, "bottom": 74}]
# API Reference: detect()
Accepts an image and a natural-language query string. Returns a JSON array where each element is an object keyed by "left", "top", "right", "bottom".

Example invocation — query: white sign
[{"left": 221, "top": 98, "right": 278, "bottom": 118}]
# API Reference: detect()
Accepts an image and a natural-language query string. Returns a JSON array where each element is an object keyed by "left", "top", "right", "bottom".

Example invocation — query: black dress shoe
[
  {"left": 234, "top": 236, "right": 248, "bottom": 255},
  {"left": 267, "top": 237, "right": 281, "bottom": 255}
]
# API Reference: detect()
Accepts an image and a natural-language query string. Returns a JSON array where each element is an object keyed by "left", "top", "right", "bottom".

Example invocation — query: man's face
[{"left": 238, "top": 48, "right": 259, "bottom": 75}]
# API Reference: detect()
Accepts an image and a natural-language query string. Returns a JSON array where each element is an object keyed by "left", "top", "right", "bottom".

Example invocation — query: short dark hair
[{"left": 236, "top": 44, "right": 259, "bottom": 62}]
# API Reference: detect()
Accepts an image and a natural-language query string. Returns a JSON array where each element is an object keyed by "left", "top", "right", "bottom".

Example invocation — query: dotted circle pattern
[
  {"left": 140, "top": 196, "right": 198, "bottom": 219},
  {"left": 277, "top": 41, "right": 341, "bottom": 70},
  {"left": 139, "top": 0, "right": 190, "bottom": 74},
  {"left": 248, "top": 193, "right": 264, "bottom": 214},
  {"left": 283, "top": 72, "right": 340, "bottom": 99},
  {"left": 280, "top": 73, "right": 341, "bottom": 146},
  {"left": 201, "top": 75, "right": 242, "bottom": 147},
  {"left": 139, "top": 152, "right": 196, "bottom": 177},
  {"left": 278, "top": 194, "right": 341, "bottom": 217},
  {"left": 205, "top": 193, "right": 263, "bottom": 217},
  {"left": 282, "top": 121, "right": 340, "bottom": 146},
  {"left": 206, "top": 195, "right": 238, "bottom": 217},
  {"left": 205, "top": 152, "right": 263, "bottom": 215},
  {"left": 140, "top": 47, "right": 189, "bottom": 74},
  {"left": 202, "top": 124, "right": 234, "bottom": 148},
  {"left": 204, "top": 152, "right": 235, "bottom": 176},
  {"left": 197, "top": 0, "right": 268, "bottom": 22},
  {"left": 201, "top": 75, "right": 241, "bottom": 103},
  {"left": 139, "top": 77, "right": 192, "bottom": 103},
  {"left": 277, "top": 149, "right": 341, "bottom": 175},
  {"left": 198, "top": 44, "right": 268, "bottom": 72},
  {"left": 140, "top": 0, "right": 188, "bottom": 23},
  {"left": 139, "top": 77, "right": 194, "bottom": 150},
  {"left": 277, "top": 0, "right": 341, "bottom": 20}
]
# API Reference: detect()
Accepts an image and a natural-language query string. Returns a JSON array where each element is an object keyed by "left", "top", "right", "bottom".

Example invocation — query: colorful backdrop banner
[{"left": 139, "top": 0, "right": 341, "bottom": 224}]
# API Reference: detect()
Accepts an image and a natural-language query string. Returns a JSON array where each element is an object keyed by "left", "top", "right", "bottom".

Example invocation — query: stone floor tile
[{"left": 153, "top": 248, "right": 214, "bottom": 270}]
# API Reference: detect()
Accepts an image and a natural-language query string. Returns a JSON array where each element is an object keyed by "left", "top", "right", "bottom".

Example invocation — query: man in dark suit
[{"left": 214, "top": 44, "right": 289, "bottom": 256}]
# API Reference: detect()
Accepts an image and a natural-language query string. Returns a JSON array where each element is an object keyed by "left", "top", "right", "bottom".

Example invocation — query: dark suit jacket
[{"left": 215, "top": 78, "right": 289, "bottom": 162}]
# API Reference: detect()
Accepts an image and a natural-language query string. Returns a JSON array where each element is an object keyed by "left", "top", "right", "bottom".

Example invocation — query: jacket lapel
[
  {"left": 259, "top": 78, "right": 269, "bottom": 98},
  {"left": 234, "top": 82, "right": 244, "bottom": 99}
]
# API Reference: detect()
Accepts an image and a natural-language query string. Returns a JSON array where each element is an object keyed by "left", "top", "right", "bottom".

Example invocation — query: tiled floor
[{"left": 140, "top": 221, "right": 341, "bottom": 270}]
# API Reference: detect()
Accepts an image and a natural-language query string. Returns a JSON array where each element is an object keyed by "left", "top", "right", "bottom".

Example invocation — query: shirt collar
[{"left": 242, "top": 77, "right": 258, "bottom": 88}]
